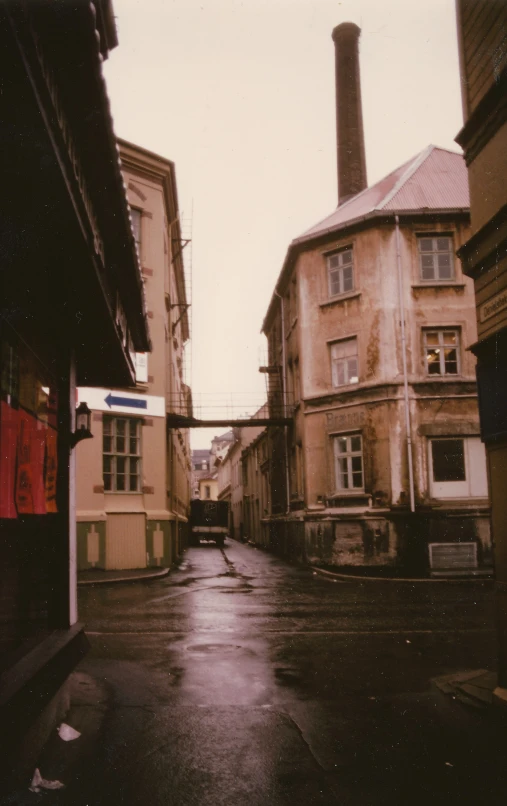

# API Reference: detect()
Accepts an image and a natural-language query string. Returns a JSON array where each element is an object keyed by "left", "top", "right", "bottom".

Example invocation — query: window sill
[
  {"left": 412, "top": 283, "right": 466, "bottom": 290},
  {"left": 320, "top": 291, "right": 361, "bottom": 309},
  {"left": 104, "top": 490, "right": 143, "bottom": 495}
]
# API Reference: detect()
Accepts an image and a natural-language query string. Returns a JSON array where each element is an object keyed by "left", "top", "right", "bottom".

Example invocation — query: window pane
[
  {"left": 329, "top": 270, "right": 341, "bottom": 295},
  {"left": 336, "top": 437, "right": 347, "bottom": 454},
  {"left": 130, "top": 437, "right": 138, "bottom": 455},
  {"left": 329, "top": 255, "right": 339, "bottom": 269},
  {"left": 426, "top": 349, "right": 441, "bottom": 374},
  {"left": 348, "top": 358, "right": 358, "bottom": 383},
  {"left": 117, "top": 420, "right": 126, "bottom": 435},
  {"left": 443, "top": 331, "right": 457, "bottom": 345},
  {"left": 337, "top": 457, "right": 349, "bottom": 488},
  {"left": 437, "top": 237, "right": 451, "bottom": 251},
  {"left": 117, "top": 457, "right": 126, "bottom": 474},
  {"left": 335, "top": 362, "right": 345, "bottom": 386},
  {"left": 116, "top": 435, "right": 125, "bottom": 453},
  {"left": 103, "top": 435, "right": 112, "bottom": 453},
  {"left": 432, "top": 439, "right": 465, "bottom": 482},
  {"left": 331, "top": 338, "right": 356, "bottom": 360},
  {"left": 419, "top": 238, "right": 433, "bottom": 252},
  {"left": 443, "top": 348, "right": 458, "bottom": 374},
  {"left": 352, "top": 472, "right": 363, "bottom": 488},
  {"left": 437, "top": 253, "right": 451, "bottom": 269},
  {"left": 129, "top": 458, "right": 139, "bottom": 491},
  {"left": 426, "top": 332, "right": 440, "bottom": 346},
  {"left": 342, "top": 266, "right": 353, "bottom": 292},
  {"left": 351, "top": 455, "right": 362, "bottom": 473},
  {"left": 131, "top": 208, "right": 141, "bottom": 247},
  {"left": 340, "top": 249, "right": 352, "bottom": 266},
  {"left": 103, "top": 419, "right": 112, "bottom": 435},
  {"left": 351, "top": 435, "right": 362, "bottom": 452}
]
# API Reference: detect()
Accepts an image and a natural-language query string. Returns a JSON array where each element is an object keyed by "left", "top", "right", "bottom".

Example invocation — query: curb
[
  {"left": 311, "top": 565, "right": 494, "bottom": 584},
  {"left": 77, "top": 567, "right": 170, "bottom": 586}
]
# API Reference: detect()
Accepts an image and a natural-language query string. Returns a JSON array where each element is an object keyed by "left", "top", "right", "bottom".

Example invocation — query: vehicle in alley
[{"left": 189, "top": 500, "right": 229, "bottom": 548}]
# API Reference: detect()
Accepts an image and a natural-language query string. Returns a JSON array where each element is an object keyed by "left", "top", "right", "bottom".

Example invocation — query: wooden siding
[
  {"left": 460, "top": 0, "right": 507, "bottom": 113},
  {"left": 106, "top": 513, "right": 146, "bottom": 570}
]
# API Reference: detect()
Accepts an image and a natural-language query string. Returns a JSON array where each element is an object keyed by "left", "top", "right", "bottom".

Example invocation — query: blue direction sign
[{"left": 105, "top": 393, "right": 148, "bottom": 410}]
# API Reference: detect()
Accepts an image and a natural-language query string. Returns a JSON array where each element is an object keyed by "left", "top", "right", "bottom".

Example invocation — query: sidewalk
[{"left": 77, "top": 567, "right": 169, "bottom": 585}]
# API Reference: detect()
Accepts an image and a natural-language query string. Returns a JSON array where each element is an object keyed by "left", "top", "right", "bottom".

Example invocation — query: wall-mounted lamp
[{"left": 71, "top": 402, "right": 93, "bottom": 448}]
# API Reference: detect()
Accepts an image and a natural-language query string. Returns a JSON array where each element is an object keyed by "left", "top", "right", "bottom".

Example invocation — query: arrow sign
[{"left": 105, "top": 393, "right": 148, "bottom": 410}]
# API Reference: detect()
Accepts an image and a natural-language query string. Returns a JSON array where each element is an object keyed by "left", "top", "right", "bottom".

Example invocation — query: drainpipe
[
  {"left": 395, "top": 215, "right": 415, "bottom": 513},
  {"left": 274, "top": 289, "right": 291, "bottom": 515}
]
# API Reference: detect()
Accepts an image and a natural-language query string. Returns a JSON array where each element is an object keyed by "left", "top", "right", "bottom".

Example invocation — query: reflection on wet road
[{"left": 72, "top": 540, "right": 505, "bottom": 806}]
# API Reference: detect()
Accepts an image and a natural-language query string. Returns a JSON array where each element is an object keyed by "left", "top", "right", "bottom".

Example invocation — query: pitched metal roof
[
  {"left": 262, "top": 145, "right": 470, "bottom": 334},
  {"left": 295, "top": 145, "right": 469, "bottom": 244}
]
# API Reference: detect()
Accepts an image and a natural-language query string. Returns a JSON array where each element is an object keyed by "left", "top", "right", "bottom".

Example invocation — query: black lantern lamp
[{"left": 71, "top": 401, "right": 93, "bottom": 448}]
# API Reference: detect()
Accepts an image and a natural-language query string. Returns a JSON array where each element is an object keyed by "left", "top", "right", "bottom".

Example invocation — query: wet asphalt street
[{"left": 60, "top": 540, "right": 507, "bottom": 806}]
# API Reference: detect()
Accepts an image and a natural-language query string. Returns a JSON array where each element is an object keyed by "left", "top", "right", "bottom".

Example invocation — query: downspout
[
  {"left": 395, "top": 215, "right": 415, "bottom": 513},
  {"left": 274, "top": 289, "right": 291, "bottom": 515}
]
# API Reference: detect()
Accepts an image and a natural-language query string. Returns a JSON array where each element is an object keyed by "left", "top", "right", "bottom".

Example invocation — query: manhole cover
[{"left": 186, "top": 643, "right": 241, "bottom": 654}]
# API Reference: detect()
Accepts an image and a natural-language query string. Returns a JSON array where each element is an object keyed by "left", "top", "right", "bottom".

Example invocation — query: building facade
[
  {"left": 455, "top": 0, "right": 507, "bottom": 694},
  {"left": 76, "top": 140, "right": 191, "bottom": 572},
  {"left": 0, "top": 1, "right": 149, "bottom": 790},
  {"left": 260, "top": 24, "right": 490, "bottom": 576},
  {"left": 217, "top": 413, "right": 268, "bottom": 542}
]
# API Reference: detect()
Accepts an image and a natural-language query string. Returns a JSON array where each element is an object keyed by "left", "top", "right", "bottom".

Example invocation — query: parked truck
[{"left": 189, "top": 499, "right": 229, "bottom": 548}]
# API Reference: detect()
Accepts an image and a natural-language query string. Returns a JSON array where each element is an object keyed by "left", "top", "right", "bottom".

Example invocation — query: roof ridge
[{"left": 377, "top": 145, "right": 435, "bottom": 211}]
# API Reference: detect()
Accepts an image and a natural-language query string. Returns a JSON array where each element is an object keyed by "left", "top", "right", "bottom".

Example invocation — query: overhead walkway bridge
[{"left": 166, "top": 393, "right": 293, "bottom": 430}]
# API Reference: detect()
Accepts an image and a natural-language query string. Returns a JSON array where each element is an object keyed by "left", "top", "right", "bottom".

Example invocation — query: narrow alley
[{"left": 34, "top": 541, "right": 507, "bottom": 806}]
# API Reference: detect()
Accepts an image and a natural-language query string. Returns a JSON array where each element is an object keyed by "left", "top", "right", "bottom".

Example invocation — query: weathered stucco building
[
  {"left": 261, "top": 23, "right": 490, "bottom": 576},
  {"left": 217, "top": 413, "right": 268, "bottom": 542},
  {"left": 455, "top": 0, "right": 507, "bottom": 696},
  {"left": 76, "top": 140, "right": 191, "bottom": 572}
]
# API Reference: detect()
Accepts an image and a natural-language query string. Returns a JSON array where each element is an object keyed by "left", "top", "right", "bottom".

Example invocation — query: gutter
[
  {"left": 274, "top": 290, "right": 291, "bottom": 516},
  {"left": 395, "top": 214, "right": 415, "bottom": 513}
]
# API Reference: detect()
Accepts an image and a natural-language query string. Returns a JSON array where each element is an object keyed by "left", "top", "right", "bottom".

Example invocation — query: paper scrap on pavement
[
  {"left": 29, "top": 768, "right": 65, "bottom": 792},
  {"left": 58, "top": 722, "right": 81, "bottom": 741}
]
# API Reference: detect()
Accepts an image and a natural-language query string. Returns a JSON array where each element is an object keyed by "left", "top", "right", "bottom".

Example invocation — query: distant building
[
  {"left": 191, "top": 432, "right": 234, "bottom": 501},
  {"left": 455, "top": 0, "right": 507, "bottom": 695},
  {"left": 76, "top": 140, "right": 192, "bottom": 571},
  {"left": 217, "top": 411, "right": 268, "bottom": 541},
  {"left": 191, "top": 448, "right": 213, "bottom": 498},
  {"left": 261, "top": 24, "right": 490, "bottom": 575}
]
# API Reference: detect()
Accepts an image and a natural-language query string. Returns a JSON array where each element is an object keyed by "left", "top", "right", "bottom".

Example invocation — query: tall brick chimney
[{"left": 332, "top": 22, "right": 367, "bottom": 205}]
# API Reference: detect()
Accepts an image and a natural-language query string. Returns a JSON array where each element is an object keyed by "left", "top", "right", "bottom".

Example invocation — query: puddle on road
[{"left": 186, "top": 643, "right": 244, "bottom": 654}]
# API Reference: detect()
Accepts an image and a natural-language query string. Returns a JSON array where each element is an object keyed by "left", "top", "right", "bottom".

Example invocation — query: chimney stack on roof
[{"left": 332, "top": 22, "right": 367, "bottom": 206}]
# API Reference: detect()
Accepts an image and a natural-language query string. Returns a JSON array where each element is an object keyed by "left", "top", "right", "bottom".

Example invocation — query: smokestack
[{"left": 332, "top": 22, "right": 367, "bottom": 205}]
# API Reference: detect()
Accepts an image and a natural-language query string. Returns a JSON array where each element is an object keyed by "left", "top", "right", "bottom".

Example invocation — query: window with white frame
[
  {"left": 330, "top": 337, "right": 358, "bottom": 387},
  {"left": 424, "top": 329, "right": 460, "bottom": 376},
  {"left": 333, "top": 433, "right": 364, "bottom": 491},
  {"left": 429, "top": 437, "right": 488, "bottom": 498},
  {"left": 327, "top": 248, "right": 354, "bottom": 297},
  {"left": 103, "top": 417, "right": 141, "bottom": 492},
  {"left": 418, "top": 236, "right": 454, "bottom": 282},
  {"left": 130, "top": 207, "right": 142, "bottom": 254}
]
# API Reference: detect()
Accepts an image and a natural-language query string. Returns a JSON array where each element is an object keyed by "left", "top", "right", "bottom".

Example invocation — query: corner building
[
  {"left": 262, "top": 147, "right": 491, "bottom": 575},
  {"left": 76, "top": 140, "right": 191, "bottom": 572}
]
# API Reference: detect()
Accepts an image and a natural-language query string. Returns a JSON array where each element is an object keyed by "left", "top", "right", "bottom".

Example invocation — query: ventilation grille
[{"left": 429, "top": 542, "right": 478, "bottom": 571}]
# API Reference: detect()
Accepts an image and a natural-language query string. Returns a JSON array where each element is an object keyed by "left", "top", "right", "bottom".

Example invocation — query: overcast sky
[{"left": 104, "top": 0, "right": 463, "bottom": 449}]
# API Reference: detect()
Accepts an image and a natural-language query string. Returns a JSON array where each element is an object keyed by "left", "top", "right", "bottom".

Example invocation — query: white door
[{"left": 106, "top": 513, "right": 146, "bottom": 570}]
